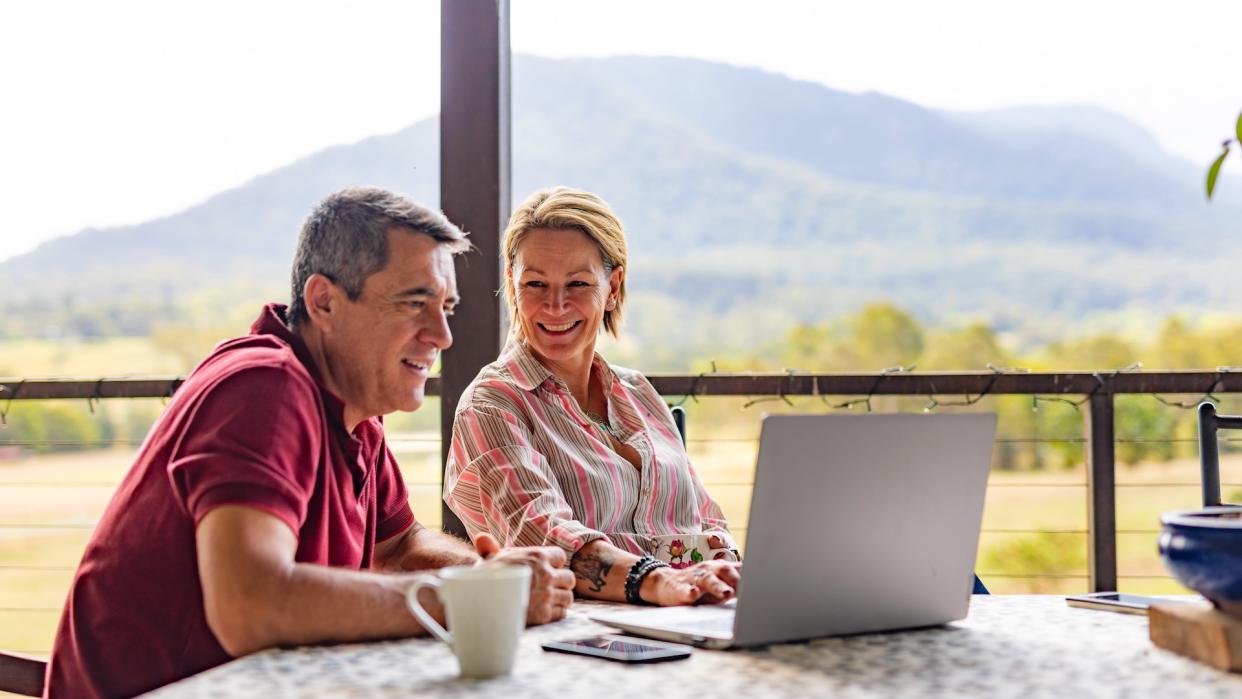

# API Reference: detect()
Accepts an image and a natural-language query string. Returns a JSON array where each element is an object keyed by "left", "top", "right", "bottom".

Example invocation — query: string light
[{"left": 0, "top": 360, "right": 1236, "bottom": 429}]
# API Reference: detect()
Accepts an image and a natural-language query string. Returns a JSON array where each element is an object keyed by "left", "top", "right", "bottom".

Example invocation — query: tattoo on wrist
[{"left": 571, "top": 551, "right": 614, "bottom": 593}]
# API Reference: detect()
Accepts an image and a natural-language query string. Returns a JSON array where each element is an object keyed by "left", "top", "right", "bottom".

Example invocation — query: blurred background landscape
[
  {"left": 4, "top": 55, "right": 1241, "bottom": 357},
  {"left": 3, "top": 0, "right": 1242, "bottom": 660}
]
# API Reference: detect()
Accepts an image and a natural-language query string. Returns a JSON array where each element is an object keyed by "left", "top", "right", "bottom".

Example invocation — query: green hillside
[{"left": 1, "top": 55, "right": 1238, "bottom": 355}]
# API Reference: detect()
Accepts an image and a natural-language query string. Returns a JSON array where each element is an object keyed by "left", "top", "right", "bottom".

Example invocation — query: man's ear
[{"left": 302, "top": 274, "right": 341, "bottom": 331}]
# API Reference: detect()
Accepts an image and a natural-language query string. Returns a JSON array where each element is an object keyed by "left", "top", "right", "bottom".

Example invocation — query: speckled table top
[{"left": 144, "top": 596, "right": 1242, "bottom": 698}]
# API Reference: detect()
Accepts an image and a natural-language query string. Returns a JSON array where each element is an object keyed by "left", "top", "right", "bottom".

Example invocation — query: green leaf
[
  {"left": 1207, "top": 145, "right": 1229, "bottom": 200},
  {"left": 1236, "top": 111, "right": 1242, "bottom": 144}
]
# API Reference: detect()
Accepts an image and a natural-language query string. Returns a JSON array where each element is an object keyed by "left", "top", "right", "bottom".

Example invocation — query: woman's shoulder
[
  {"left": 606, "top": 361, "right": 658, "bottom": 395},
  {"left": 457, "top": 358, "right": 533, "bottom": 415}
]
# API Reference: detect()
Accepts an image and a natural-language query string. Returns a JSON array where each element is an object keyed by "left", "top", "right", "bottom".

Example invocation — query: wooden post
[
  {"left": 438, "top": 0, "right": 510, "bottom": 538},
  {"left": 1086, "top": 393, "right": 1118, "bottom": 592}
]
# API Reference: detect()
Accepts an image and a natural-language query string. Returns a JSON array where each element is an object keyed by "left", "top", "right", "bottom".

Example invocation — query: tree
[
  {"left": 2, "top": 401, "right": 103, "bottom": 453},
  {"left": 847, "top": 303, "right": 924, "bottom": 370},
  {"left": 778, "top": 323, "right": 833, "bottom": 369},
  {"left": 1151, "top": 316, "right": 1210, "bottom": 370},
  {"left": 1042, "top": 335, "right": 1136, "bottom": 370},
  {"left": 922, "top": 323, "right": 1010, "bottom": 370}
]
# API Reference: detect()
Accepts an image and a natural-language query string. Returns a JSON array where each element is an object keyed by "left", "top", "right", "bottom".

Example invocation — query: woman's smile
[{"left": 538, "top": 320, "right": 582, "bottom": 335}]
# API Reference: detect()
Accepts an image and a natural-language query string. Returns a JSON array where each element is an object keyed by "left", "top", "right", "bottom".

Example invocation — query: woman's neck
[{"left": 533, "top": 345, "right": 596, "bottom": 408}]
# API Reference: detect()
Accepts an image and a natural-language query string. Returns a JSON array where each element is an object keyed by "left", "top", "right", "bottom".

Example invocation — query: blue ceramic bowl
[{"left": 1159, "top": 506, "right": 1242, "bottom": 618}]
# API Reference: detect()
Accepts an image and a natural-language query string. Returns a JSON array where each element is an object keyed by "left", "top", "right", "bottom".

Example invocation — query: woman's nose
[{"left": 546, "top": 286, "right": 568, "bottom": 310}]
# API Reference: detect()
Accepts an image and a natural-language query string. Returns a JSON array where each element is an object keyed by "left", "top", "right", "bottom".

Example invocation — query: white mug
[{"left": 406, "top": 564, "right": 531, "bottom": 678}]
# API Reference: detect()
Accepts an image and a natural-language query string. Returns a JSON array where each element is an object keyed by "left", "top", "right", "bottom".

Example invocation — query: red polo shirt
[{"left": 45, "top": 304, "right": 416, "bottom": 698}]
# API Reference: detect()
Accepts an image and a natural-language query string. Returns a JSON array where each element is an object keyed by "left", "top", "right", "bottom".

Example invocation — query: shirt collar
[
  {"left": 250, "top": 303, "right": 353, "bottom": 434},
  {"left": 499, "top": 339, "right": 616, "bottom": 395}
]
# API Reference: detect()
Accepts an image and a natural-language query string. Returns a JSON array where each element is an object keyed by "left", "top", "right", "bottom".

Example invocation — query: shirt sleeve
[
  {"left": 167, "top": 364, "right": 322, "bottom": 535},
  {"left": 632, "top": 372, "right": 738, "bottom": 550},
  {"left": 374, "top": 441, "right": 415, "bottom": 542},
  {"left": 444, "top": 402, "right": 607, "bottom": 557}
]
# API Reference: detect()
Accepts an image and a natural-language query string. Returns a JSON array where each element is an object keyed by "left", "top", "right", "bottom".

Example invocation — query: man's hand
[{"left": 474, "top": 533, "right": 575, "bottom": 625}]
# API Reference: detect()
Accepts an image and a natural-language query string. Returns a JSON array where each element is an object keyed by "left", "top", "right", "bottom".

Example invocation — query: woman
[{"left": 445, "top": 186, "right": 740, "bottom": 606}]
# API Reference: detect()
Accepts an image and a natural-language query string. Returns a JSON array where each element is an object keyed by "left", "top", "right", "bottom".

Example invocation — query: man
[{"left": 45, "top": 187, "right": 575, "bottom": 698}]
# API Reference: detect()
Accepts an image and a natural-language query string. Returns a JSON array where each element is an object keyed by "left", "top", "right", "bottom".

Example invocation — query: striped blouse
[{"left": 444, "top": 340, "right": 735, "bottom": 558}]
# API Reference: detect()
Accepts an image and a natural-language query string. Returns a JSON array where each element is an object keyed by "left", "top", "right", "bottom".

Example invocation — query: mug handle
[{"left": 407, "top": 574, "right": 453, "bottom": 646}]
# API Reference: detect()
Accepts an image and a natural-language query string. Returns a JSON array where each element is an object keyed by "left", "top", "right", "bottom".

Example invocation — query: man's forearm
[
  {"left": 272, "top": 565, "right": 433, "bottom": 648},
  {"left": 207, "top": 557, "right": 444, "bottom": 656},
  {"left": 199, "top": 508, "right": 454, "bottom": 656},
  {"left": 375, "top": 522, "right": 478, "bottom": 572}
]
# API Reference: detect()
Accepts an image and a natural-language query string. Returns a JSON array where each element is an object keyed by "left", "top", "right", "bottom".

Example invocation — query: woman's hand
[{"left": 640, "top": 560, "right": 742, "bottom": 606}]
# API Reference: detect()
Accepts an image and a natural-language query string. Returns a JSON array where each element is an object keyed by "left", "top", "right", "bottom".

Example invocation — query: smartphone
[
  {"left": 541, "top": 635, "right": 693, "bottom": 663},
  {"left": 1065, "top": 591, "right": 1192, "bottom": 615}
]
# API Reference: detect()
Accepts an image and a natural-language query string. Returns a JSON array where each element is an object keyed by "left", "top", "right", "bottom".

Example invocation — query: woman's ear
[{"left": 608, "top": 265, "right": 625, "bottom": 299}]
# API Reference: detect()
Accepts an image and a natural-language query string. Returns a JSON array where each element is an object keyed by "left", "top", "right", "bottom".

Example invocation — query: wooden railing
[{"left": 4, "top": 369, "right": 1237, "bottom": 591}]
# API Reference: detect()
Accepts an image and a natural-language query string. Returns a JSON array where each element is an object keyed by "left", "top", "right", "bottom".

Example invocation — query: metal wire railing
[{"left": 2, "top": 370, "right": 1237, "bottom": 652}]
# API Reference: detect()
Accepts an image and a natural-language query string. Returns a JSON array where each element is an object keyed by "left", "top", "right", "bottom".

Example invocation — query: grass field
[
  {"left": 0, "top": 337, "right": 188, "bottom": 377},
  {"left": 2, "top": 432, "right": 1234, "bottom": 656}
]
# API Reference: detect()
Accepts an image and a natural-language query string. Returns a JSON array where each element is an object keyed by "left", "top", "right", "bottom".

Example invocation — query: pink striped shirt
[{"left": 444, "top": 340, "right": 734, "bottom": 558}]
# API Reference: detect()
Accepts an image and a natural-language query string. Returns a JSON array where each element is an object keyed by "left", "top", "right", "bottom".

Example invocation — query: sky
[{"left": 1, "top": 0, "right": 1239, "bottom": 264}]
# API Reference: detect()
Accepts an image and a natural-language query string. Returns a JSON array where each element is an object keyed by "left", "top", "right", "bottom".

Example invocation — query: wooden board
[
  {"left": 1150, "top": 603, "right": 1242, "bottom": 672},
  {"left": 0, "top": 651, "right": 46, "bottom": 697}
]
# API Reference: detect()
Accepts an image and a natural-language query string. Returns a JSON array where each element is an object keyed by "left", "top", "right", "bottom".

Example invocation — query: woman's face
[{"left": 511, "top": 227, "right": 623, "bottom": 369}]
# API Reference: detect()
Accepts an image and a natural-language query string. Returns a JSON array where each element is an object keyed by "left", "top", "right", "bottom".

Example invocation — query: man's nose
[{"left": 424, "top": 307, "right": 453, "bottom": 350}]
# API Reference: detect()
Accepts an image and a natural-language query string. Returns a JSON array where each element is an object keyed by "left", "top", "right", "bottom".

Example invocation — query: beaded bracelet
[{"left": 624, "top": 555, "right": 669, "bottom": 604}]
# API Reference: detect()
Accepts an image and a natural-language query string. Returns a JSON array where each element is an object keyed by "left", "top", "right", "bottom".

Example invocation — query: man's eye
[{"left": 406, "top": 301, "right": 426, "bottom": 310}]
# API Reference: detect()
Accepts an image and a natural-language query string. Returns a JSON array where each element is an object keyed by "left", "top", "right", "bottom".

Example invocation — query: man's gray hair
[{"left": 287, "top": 187, "right": 470, "bottom": 325}]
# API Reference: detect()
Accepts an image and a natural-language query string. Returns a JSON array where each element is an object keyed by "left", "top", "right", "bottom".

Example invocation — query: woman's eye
[
  {"left": 568, "top": 280, "right": 591, "bottom": 287},
  {"left": 523, "top": 281, "right": 545, "bottom": 288}
]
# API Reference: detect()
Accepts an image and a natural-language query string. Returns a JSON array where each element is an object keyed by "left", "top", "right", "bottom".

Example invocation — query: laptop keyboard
[{"left": 668, "top": 615, "right": 735, "bottom": 636}]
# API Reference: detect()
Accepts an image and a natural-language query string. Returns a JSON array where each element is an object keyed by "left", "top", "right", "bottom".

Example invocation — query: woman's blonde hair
[{"left": 503, "top": 186, "right": 628, "bottom": 337}]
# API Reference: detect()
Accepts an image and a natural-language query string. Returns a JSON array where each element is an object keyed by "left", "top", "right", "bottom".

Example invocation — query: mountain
[
  {"left": 947, "top": 104, "right": 1196, "bottom": 178},
  {"left": 2, "top": 55, "right": 1239, "bottom": 356}
]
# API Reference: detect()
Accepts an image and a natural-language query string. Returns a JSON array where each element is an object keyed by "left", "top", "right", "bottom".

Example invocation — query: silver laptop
[{"left": 592, "top": 413, "right": 996, "bottom": 649}]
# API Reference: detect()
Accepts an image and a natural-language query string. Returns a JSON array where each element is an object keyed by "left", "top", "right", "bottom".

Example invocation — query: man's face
[{"left": 323, "top": 229, "right": 457, "bottom": 422}]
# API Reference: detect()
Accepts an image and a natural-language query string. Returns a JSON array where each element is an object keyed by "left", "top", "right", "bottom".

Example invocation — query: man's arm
[
  {"left": 196, "top": 506, "right": 577, "bottom": 657},
  {"left": 196, "top": 505, "right": 431, "bottom": 657},
  {"left": 373, "top": 520, "right": 478, "bottom": 572}
]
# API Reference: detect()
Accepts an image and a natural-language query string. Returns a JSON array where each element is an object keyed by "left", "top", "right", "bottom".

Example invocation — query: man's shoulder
[{"left": 183, "top": 336, "right": 319, "bottom": 403}]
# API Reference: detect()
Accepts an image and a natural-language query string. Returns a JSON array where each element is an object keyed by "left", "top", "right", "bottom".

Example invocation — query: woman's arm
[
  {"left": 570, "top": 539, "right": 739, "bottom": 605},
  {"left": 445, "top": 404, "right": 613, "bottom": 552},
  {"left": 448, "top": 400, "right": 740, "bottom": 606}
]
